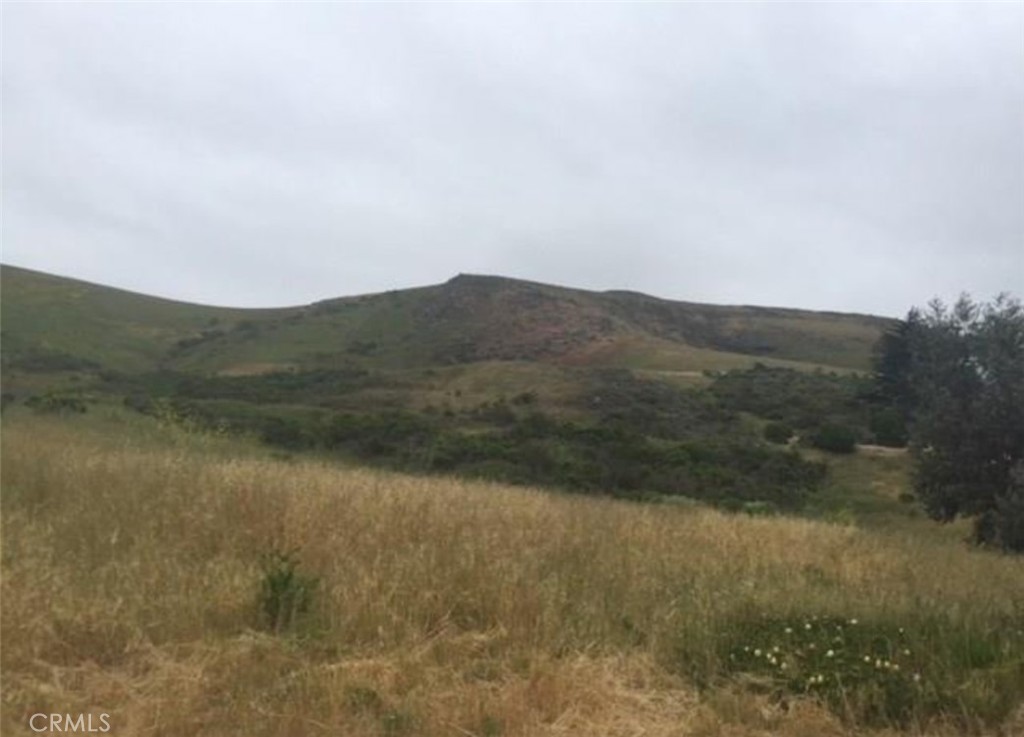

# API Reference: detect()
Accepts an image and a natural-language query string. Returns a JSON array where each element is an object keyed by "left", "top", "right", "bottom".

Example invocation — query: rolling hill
[{"left": 1, "top": 264, "right": 891, "bottom": 381}]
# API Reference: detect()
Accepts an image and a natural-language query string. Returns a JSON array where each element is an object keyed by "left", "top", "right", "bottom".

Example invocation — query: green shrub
[
  {"left": 710, "top": 613, "right": 1024, "bottom": 727},
  {"left": 740, "top": 500, "right": 779, "bottom": 516},
  {"left": 763, "top": 422, "right": 794, "bottom": 444},
  {"left": 809, "top": 424, "right": 858, "bottom": 454},
  {"left": 9, "top": 350, "right": 99, "bottom": 372},
  {"left": 25, "top": 392, "right": 88, "bottom": 415},
  {"left": 247, "top": 408, "right": 827, "bottom": 512},
  {"left": 976, "top": 463, "right": 1024, "bottom": 552},
  {"left": 259, "top": 417, "right": 312, "bottom": 450},
  {"left": 869, "top": 407, "right": 908, "bottom": 447},
  {"left": 582, "top": 369, "right": 737, "bottom": 441},
  {"left": 723, "top": 615, "right": 924, "bottom": 723},
  {"left": 710, "top": 365, "right": 870, "bottom": 438},
  {"left": 511, "top": 391, "right": 537, "bottom": 405},
  {"left": 106, "top": 368, "right": 374, "bottom": 406},
  {"left": 473, "top": 399, "right": 517, "bottom": 426},
  {"left": 258, "top": 548, "right": 320, "bottom": 634}
]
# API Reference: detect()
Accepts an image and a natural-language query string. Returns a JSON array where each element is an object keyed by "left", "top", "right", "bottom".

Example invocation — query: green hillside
[
  {"left": 1, "top": 266, "right": 891, "bottom": 381},
  {"left": 0, "top": 264, "right": 292, "bottom": 374}
]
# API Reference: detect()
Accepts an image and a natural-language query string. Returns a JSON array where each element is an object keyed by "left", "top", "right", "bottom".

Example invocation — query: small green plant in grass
[
  {"left": 380, "top": 709, "right": 416, "bottom": 736},
  {"left": 478, "top": 715, "right": 504, "bottom": 736},
  {"left": 344, "top": 684, "right": 385, "bottom": 714},
  {"left": 258, "top": 548, "right": 319, "bottom": 634}
]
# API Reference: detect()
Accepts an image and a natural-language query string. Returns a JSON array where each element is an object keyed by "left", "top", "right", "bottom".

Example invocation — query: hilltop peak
[{"left": 445, "top": 273, "right": 527, "bottom": 288}]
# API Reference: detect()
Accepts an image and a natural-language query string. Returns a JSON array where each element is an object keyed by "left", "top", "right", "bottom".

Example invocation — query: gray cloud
[{"left": 3, "top": 2, "right": 1021, "bottom": 316}]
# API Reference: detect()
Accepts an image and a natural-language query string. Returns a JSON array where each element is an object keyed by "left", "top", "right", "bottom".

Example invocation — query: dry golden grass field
[{"left": 2, "top": 410, "right": 1023, "bottom": 736}]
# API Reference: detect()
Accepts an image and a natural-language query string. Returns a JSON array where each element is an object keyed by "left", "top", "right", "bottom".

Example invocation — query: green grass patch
[{"left": 699, "top": 612, "right": 1024, "bottom": 728}]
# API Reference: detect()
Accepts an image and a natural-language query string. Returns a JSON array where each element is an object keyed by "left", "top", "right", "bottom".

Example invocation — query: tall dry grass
[{"left": 2, "top": 412, "right": 1022, "bottom": 736}]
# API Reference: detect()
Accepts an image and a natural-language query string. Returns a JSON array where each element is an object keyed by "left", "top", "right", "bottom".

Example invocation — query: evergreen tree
[{"left": 876, "top": 295, "right": 1024, "bottom": 550}]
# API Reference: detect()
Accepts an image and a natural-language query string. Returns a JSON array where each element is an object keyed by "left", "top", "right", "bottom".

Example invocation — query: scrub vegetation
[{"left": 2, "top": 410, "right": 1023, "bottom": 736}]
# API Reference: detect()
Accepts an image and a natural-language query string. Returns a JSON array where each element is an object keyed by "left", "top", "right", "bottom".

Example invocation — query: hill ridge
[
  {"left": 1, "top": 263, "right": 892, "bottom": 376},
  {"left": 4, "top": 262, "right": 887, "bottom": 321}
]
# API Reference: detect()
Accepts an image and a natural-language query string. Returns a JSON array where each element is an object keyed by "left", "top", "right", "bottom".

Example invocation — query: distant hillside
[
  {"left": 1, "top": 265, "right": 891, "bottom": 378},
  {"left": 0, "top": 265, "right": 292, "bottom": 374},
  {"left": 0, "top": 263, "right": 897, "bottom": 516}
]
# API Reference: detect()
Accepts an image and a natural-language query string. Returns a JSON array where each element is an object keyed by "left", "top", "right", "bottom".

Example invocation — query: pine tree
[{"left": 875, "top": 295, "right": 1024, "bottom": 550}]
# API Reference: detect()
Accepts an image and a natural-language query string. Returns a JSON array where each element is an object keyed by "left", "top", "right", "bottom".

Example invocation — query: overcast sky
[{"left": 3, "top": 2, "right": 1022, "bottom": 317}]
